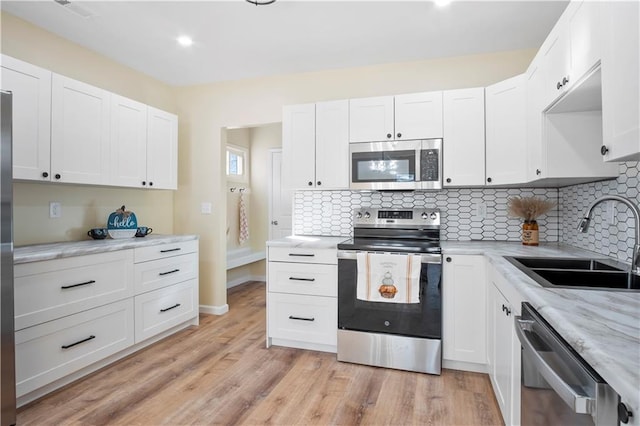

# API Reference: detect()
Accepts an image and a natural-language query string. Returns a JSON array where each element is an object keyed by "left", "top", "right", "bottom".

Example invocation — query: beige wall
[
  {"left": 175, "top": 48, "right": 536, "bottom": 310},
  {"left": 1, "top": 13, "right": 177, "bottom": 246}
]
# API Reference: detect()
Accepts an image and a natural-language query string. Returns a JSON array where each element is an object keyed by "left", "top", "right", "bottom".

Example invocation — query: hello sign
[{"left": 107, "top": 205, "right": 138, "bottom": 239}]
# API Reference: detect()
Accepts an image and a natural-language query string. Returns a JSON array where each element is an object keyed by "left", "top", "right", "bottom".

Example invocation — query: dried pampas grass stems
[{"left": 507, "top": 196, "right": 556, "bottom": 221}]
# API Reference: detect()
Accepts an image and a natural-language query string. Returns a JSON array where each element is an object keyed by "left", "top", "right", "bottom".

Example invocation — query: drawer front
[
  {"left": 134, "top": 239, "right": 198, "bottom": 263},
  {"left": 134, "top": 252, "right": 198, "bottom": 295},
  {"left": 268, "top": 247, "right": 337, "bottom": 265},
  {"left": 268, "top": 293, "right": 337, "bottom": 346},
  {"left": 15, "top": 299, "right": 134, "bottom": 397},
  {"left": 14, "top": 251, "right": 134, "bottom": 331},
  {"left": 134, "top": 279, "right": 197, "bottom": 343},
  {"left": 268, "top": 262, "right": 337, "bottom": 297}
]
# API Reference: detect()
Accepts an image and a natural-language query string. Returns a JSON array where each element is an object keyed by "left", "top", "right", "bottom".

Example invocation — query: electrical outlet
[
  {"left": 474, "top": 202, "right": 487, "bottom": 220},
  {"left": 201, "top": 202, "right": 212, "bottom": 215},
  {"left": 49, "top": 202, "right": 61, "bottom": 218}
]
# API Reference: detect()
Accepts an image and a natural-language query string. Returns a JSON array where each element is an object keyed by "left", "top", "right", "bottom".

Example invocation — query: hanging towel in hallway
[{"left": 238, "top": 192, "right": 250, "bottom": 245}]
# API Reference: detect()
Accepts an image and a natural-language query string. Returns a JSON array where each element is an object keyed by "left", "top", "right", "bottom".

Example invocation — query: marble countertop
[
  {"left": 266, "top": 235, "right": 349, "bottom": 249},
  {"left": 443, "top": 241, "right": 640, "bottom": 413},
  {"left": 14, "top": 234, "right": 198, "bottom": 264}
]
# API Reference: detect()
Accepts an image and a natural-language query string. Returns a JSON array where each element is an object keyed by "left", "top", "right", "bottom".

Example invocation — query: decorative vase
[{"left": 522, "top": 220, "right": 539, "bottom": 246}]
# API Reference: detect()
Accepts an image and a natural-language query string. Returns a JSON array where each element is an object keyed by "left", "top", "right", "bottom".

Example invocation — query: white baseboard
[
  {"left": 199, "top": 304, "right": 229, "bottom": 315},
  {"left": 227, "top": 274, "right": 266, "bottom": 289}
]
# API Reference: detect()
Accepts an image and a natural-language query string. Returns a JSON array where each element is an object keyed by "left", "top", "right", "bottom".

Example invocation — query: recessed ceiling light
[
  {"left": 177, "top": 36, "right": 193, "bottom": 47},
  {"left": 434, "top": 0, "right": 452, "bottom": 7}
]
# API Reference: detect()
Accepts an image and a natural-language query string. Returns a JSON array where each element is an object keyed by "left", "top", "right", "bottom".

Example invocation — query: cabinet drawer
[
  {"left": 14, "top": 250, "right": 134, "bottom": 331},
  {"left": 15, "top": 299, "right": 134, "bottom": 397},
  {"left": 268, "top": 247, "right": 337, "bottom": 265},
  {"left": 134, "top": 279, "right": 197, "bottom": 343},
  {"left": 268, "top": 293, "right": 337, "bottom": 346},
  {"left": 134, "top": 239, "right": 198, "bottom": 263},
  {"left": 134, "top": 252, "right": 198, "bottom": 295},
  {"left": 268, "top": 262, "right": 337, "bottom": 297}
]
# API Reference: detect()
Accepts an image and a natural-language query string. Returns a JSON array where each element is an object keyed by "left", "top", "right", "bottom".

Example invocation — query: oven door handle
[
  {"left": 514, "top": 316, "right": 595, "bottom": 415},
  {"left": 337, "top": 250, "right": 441, "bottom": 264}
]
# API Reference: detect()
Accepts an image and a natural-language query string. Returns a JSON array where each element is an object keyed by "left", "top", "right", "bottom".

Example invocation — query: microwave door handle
[{"left": 514, "top": 317, "right": 595, "bottom": 415}]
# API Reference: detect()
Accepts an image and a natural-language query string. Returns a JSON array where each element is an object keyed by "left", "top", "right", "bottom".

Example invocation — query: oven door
[
  {"left": 337, "top": 251, "right": 442, "bottom": 339},
  {"left": 349, "top": 140, "right": 421, "bottom": 190}
]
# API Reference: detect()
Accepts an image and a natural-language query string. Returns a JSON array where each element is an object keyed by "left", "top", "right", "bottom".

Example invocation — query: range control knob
[
  {"left": 618, "top": 403, "right": 633, "bottom": 424},
  {"left": 430, "top": 212, "right": 437, "bottom": 220},
  {"left": 355, "top": 212, "right": 363, "bottom": 219},
  {"left": 363, "top": 212, "right": 371, "bottom": 219},
  {"left": 421, "top": 212, "right": 428, "bottom": 219}
]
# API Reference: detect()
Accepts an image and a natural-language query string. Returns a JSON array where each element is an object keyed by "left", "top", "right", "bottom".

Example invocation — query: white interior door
[{"left": 269, "top": 149, "right": 292, "bottom": 239}]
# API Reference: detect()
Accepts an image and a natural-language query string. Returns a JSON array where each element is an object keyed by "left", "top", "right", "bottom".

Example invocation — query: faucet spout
[{"left": 579, "top": 195, "right": 640, "bottom": 275}]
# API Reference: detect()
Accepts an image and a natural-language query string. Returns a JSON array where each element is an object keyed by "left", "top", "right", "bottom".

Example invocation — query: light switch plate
[
  {"left": 49, "top": 202, "right": 61, "bottom": 218},
  {"left": 201, "top": 202, "right": 212, "bottom": 215}
]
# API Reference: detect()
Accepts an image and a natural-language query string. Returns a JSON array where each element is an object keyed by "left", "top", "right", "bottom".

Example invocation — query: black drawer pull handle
[
  {"left": 160, "top": 303, "right": 181, "bottom": 313},
  {"left": 288, "top": 253, "right": 315, "bottom": 257},
  {"left": 61, "top": 280, "right": 96, "bottom": 289},
  {"left": 160, "top": 248, "right": 181, "bottom": 253},
  {"left": 159, "top": 269, "right": 180, "bottom": 276},
  {"left": 61, "top": 335, "right": 95, "bottom": 349},
  {"left": 289, "top": 277, "right": 316, "bottom": 282},
  {"left": 289, "top": 315, "right": 315, "bottom": 322}
]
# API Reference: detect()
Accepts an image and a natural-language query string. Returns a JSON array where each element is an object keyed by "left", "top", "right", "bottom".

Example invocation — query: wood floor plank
[{"left": 17, "top": 281, "right": 503, "bottom": 426}]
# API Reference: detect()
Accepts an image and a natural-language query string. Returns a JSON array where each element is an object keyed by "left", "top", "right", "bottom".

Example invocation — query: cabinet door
[
  {"left": 1, "top": 55, "right": 52, "bottom": 181},
  {"left": 348, "top": 96, "right": 394, "bottom": 143},
  {"left": 443, "top": 88, "right": 485, "bottom": 186},
  {"left": 51, "top": 74, "right": 110, "bottom": 185},
  {"left": 540, "top": 25, "right": 572, "bottom": 108},
  {"left": 442, "top": 255, "right": 486, "bottom": 365},
  {"left": 110, "top": 94, "right": 147, "bottom": 188},
  {"left": 601, "top": 1, "right": 640, "bottom": 161},
  {"left": 525, "top": 62, "right": 545, "bottom": 181},
  {"left": 315, "top": 100, "right": 349, "bottom": 189},
  {"left": 394, "top": 91, "right": 443, "bottom": 139},
  {"left": 282, "top": 103, "right": 315, "bottom": 189},
  {"left": 485, "top": 74, "right": 527, "bottom": 186},
  {"left": 146, "top": 107, "right": 178, "bottom": 189},
  {"left": 490, "top": 284, "right": 513, "bottom": 425},
  {"left": 568, "top": 0, "right": 601, "bottom": 82}
]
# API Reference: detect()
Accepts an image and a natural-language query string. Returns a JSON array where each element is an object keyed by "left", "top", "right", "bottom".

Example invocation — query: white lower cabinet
[
  {"left": 15, "top": 299, "right": 134, "bottom": 397},
  {"left": 487, "top": 265, "right": 523, "bottom": 426},
  {"left": 266, "top": 245, "right": 337, "bottom": 353},
  {"left": 442, "top": 254, "right": 487, "bottom": 368}
]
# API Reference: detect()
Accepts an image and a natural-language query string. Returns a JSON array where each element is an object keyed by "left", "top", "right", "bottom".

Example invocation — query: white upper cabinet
[
  {"left": 349, "top": 92, "right": 442, "bottom": 143},
  {"left": 442, "top": 88, "right": 485, "bottom": 187},
  {"left": 283, "top": 101, "right": 349, "bottom": 190},
  {"left": 568, "top": 1, "right": 601, "bottom": 82},
  {"left": 110, "top": 94, "right": 148, "bottom": 188},
  {"left": 51, "top": 74, "right": 110, "bottom": 185},
  {"left": 146, "top": 107, "right": 178, "bottom": 190},
  {"left": 539, "top": 24, "right": 572, "bottom": 108},
  {"left": 600, "top": 0, "right": 640, "bottom": 161},
  {"left": 315, "top": 100, "right": 349, "bottom": 189},
  {"left": 525, "top": 63, "right": 545, "bottom": 182},
  {"left": 485, "top": 74, "right": 527, "bottom": 186},
  {"left": 394, "top": 92, "right": 443, "bottom": 140},
  {"left": 1, "top": 55, "right": 52, "bottom": 181},
  {"left": 283, "top": 103, "right": 316, "bottom": 189}
]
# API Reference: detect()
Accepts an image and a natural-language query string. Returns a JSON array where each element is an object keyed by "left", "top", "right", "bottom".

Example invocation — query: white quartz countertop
[
  {"left": 266, "top": 235, "right": 349, "bottom": 249},
  {"left": 14, "top": 234, "right": 198, "bottom": 264},
  {"left": 442, "top": 241, "right": 640, "bottom": 413}
]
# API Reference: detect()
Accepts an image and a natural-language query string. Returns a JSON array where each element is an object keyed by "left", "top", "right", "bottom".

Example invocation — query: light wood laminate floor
[{"left": 18, "top": 281, "right": 503, "bottom": 426}]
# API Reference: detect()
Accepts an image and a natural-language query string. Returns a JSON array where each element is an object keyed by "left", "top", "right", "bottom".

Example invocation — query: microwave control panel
[{"left": 421, "top": 149, "right": 440, "bottom": 182}]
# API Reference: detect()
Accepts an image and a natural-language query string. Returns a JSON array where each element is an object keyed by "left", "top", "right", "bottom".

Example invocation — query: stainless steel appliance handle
[
  {"left": 337, "top": 250, "right": 441, "bottom": 264},
  {"left": 514, "top": 316, "right": 595, "bottom": 415}
]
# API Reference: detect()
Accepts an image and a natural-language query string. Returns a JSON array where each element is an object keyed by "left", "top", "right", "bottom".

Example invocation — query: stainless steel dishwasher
[{"left": 515, "top": 303, "right": 619, "bottom": 425}]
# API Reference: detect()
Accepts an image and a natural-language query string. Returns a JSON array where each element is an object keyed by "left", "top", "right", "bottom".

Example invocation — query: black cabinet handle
[
  {"left": 536, "top": 169, "right": 541, "bottom": 175},
  {"left": 288, "top": 253, "right": 314, "bottom": 257},
  {"left": 600, "top": 145, "right": 609, "bottom": 156},
  {"left": 55, "top": 173, "right": 61, "bottom": 179},
  {"left": 308, "top": 181, "right": 313, "bottom": 186},
  {"left": 160, "top": 248, "right": 181, "bottom": 253},
  {"left": 61, "top": 335, "right": 95, "bottom": 349},
  {"left": 160, "top": 303, "right": 181, "bottom": 313},
  {"left": 386, "top": 133, "right": 392, "bottom": 139},
  {"left": 562, "top": 76, "right": 569, "bottom": 85},
  {"left": 142, "top": 181, "right": 146, "bottom": 186},
  {"left": 159, "top": 269, "right": 180, "bottom": 276},
  {"left": 557, "top": 81, "right": 563, "bottom": 90},
  {"left": 289, "top": 277, "right": 316, "bottom": 282},
  {"left": 317, "top": 181, "right": 321, "bottom": 186},
  {"left": 149, "top": 182, "right": 153, "bottom": 187},
  {"left": 397, "top": 133, "right": 402, "bottom": 138},
  {"left": 446, "top": 178, "right": 451, "bottom": 183},
  {"left": 487, "top": 177, "right": 492, "bottom": 183},
  {"left": 501, "top": 304, "right": 512, "bottom": 316},
  {"left": 42, "top": 172, "right": 49, "bottom": 178},
  {"left": 61, "top": 280, "right": 96, "bottom": 289},
  {"left": 445, "top": 257, "right": 452, "bottom": 263},
  {"left": 289, "top": 315, "right": 315, "bottom": 322}
]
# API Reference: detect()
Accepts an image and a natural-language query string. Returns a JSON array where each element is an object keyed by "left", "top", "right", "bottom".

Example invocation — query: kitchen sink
[{"left": 504, "top": 256, "right": 640, "bottom": 291}]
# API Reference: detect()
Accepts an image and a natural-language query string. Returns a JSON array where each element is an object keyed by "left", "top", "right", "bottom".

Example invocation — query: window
[{"left": 226, "top": 145, "right": 248, "bottom": 182}]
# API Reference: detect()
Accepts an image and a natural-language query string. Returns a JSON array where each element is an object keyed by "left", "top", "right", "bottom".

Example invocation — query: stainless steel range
[{"left": 336, "top": 208, "right": 442, "bottom": 374}]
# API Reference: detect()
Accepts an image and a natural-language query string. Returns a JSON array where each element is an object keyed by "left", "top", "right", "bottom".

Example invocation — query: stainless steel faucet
[{"left": 577, "top": 194, "right": 640, "bottom": 275}]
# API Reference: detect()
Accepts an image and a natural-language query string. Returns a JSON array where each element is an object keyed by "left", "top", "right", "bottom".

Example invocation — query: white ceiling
[{"left": 1, "top": 0, "right": 569, "bottom": 87}]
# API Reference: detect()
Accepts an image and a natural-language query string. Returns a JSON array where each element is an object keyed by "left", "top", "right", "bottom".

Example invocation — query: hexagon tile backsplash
[{"left": 292, "top": 161, "right": 639, "bottom": 264}]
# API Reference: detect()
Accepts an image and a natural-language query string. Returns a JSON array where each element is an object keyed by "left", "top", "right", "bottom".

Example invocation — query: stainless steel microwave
[{"left": 349, "top": 139, "right": 442, "bottom": 191}]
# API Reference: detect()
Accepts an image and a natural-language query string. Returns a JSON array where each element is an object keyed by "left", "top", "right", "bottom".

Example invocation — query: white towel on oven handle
[{"left": 356, "top": 252, "right": 421, "bottom": 304}]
